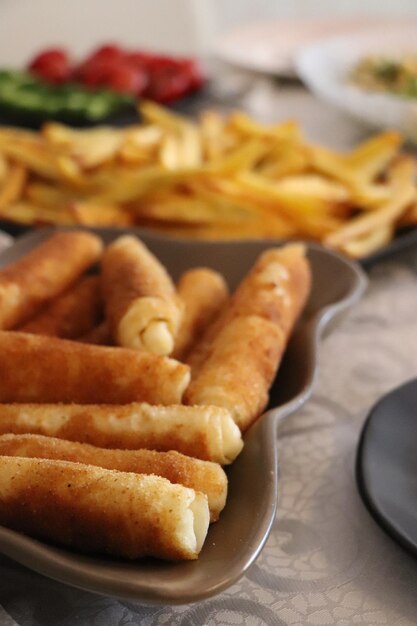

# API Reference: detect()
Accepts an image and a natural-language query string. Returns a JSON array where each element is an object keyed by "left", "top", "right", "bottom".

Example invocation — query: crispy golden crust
[
  {"left": 0, "top": 456, "right": 209, "bottom": 560},
  {"left": 20, "top": 275, "right": 102, "bottom": 339},
  {"left": 173, "top": 268, "right": 229, "bottom": 361},
  {"left": 184, "top": 316, "right": 286, "bottom": 431},
  {"left": 101, "top": 235, "right": 183, "bottom": 354},
  {"left": 0, "top": 331, "right": 190, "bottom": 404},
  {"left": 0, "top": 231, "right": 103, "bottom": 329},
  {"left": 78, "top": 320, "right": 112, "bottom": 345},
  {"left": 0, "top": 402, "right": 243, "bottom": 465},
  {"left": 0, "top": 434, "right": 227, "bottom": 521},
  {"left": 187, "top": 244, "right": 311, "bottom": 372}
]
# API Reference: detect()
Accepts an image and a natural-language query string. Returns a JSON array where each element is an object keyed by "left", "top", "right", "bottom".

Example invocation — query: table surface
[{"left": 1, "top": 76, "right": 417, "bottom": 626}]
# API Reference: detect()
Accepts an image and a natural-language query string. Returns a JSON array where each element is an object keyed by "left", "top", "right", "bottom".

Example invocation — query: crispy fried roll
[
  {"left": 0, "top": 456, "right": 209, "bottom": 560},
  {"left": 0, "top": 434, "right": 227, "bottom": 521},
  {"left": 172, "top": 268, "right": 229, "bottom": 361},
  {"left": 227, "top": 244, "right": 311, "bottom": 333},
  {"left": 0, "top": 331, "right": 189, "bottom": 405},
  {"left": 0, "top": 231, "right": 103, "bottom": 329},
  {"left": 0, "top": 402, "right": 243, "bottom": 464},
  {"left": 101, "top": 235, "right": 183, "bottom": 355},
  {"left": 20, "top": 275, "right": 102, "bottom": 339},
  {"left": 78, "top": 320, "right": 112, "bottom": 345},
  {"left": 185, "top": 316, "right": 286, "bottom": 432},
  {"left": 187, "top": 244, "right": 311, "bottom": 372}
]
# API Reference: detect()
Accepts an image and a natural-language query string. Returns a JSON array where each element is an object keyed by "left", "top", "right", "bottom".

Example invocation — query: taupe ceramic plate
[{"left": 0, "top": 228, "right": 367, "bottom": 605}]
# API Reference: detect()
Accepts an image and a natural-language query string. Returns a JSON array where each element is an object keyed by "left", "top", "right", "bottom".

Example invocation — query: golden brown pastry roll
[
  {"left": 78, "top": 320, "right": 112, "bottom": 345},
  {"left": 226, "top": 244, "right": 311, "bottom": 332},
  {"left": 0, "top": 434, "right": 227, "bottom": 521},
  {"left": 185, "top": 315, "right": 286, "bottom": 432},
  {"left": 20, "top": 275, "right": 102, "bottom": 339},
  {"left": 0, "top": 231, "right": 103, "bottom": 329},
  {"left": 0, "top": 456, "right": 209, "bottom": 560},
  {"left": 0, "top": 402, "right": 243, "bottom": 464},
  {"left": 187, "top": 244, "right": 311, "bottom": 372},
  {"left": 172, "top": 268, "right": 229, "bottom": 361},
  {"left": 101, "top": 235, "right": 183, "bottom": 355},
  {"left": 0, "top": 331, "right": 189, "bottom": 405}
]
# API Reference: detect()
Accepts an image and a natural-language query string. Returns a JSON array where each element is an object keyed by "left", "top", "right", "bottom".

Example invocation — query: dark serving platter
[
  {"left": 357, "top": 378, "right": 417, "bottom": 558},
  {"left": 1, "top": 221, "right": 417, "bottom": 268}
]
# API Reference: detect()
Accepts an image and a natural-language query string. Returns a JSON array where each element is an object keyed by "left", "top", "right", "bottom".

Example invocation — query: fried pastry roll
[
  {"left": 187, "top": 244, "right": 311, "bottom": 372},
  {"left": 172, "top": 268, "right": 229, "bottom": 361},
  {"left": 0, "top": 231, "right": 103, "bottom": 329},
  {"left": 20, "top": 275, "right": 102, "bottom": 339},
  {"left": 185, "top": 316, "right": 286, "bottom": 432},
  {"left": 0, "top": 402, "right": 243, "bottom": 464},
  {"left": 0, "top": 434, "right": 227, "bottom": 521},
  {"left": 227, "top": 244, "right": 311, "bottom": 334},
  {"left": 0, "top": 456, "right": 209, "bottom": 560},
  {"left": 78, "top": 320, "right": 112, "bottom": 345},
  {"left": 0, "top": 331, "right": 189, "bottom": 405},
  {"left": 101, "top": 235, "right": 183, "bottom": 355}
]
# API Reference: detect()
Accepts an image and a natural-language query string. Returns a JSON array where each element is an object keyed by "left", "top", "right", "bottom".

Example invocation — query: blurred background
[{"left": 0, "top": 0, "right": 415, "bottom": 60}]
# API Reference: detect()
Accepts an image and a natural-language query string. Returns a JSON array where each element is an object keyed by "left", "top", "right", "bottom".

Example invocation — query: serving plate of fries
[
  {"left": 0, "top": 227, "right": 367, "bottom": 603},
  {"left": 0, "top": 102, "right": 415, "bottom": 262}
]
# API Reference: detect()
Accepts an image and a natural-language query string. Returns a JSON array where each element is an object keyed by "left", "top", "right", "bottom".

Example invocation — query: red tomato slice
[
  {"left": 87, "top": 44, "right": 126, "bottom": 64},
  {"left": 126, "top": 51, "right": 153, "bottom": 67},
  {"left": 145, "top": 64, "right": 192, "bottom": 103},
  {"left": 107, "top": 63, "right": 148, "bottom": 95},
  {"left": 28, "top": 48, "right": 72, "bottom": 84},
  {"left": 75, "top": 58, "right": 112, "bottom": 87},
  {"left": 178, "top": 59, "right": 205, "bottom": 91},
  {"left": 77, "top": 56, "right": 148, "bottom": 96}
]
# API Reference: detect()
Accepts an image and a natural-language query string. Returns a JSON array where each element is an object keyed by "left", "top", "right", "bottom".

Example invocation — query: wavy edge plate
[
  {"left": 213, "top": 18, "right": 389, "bottom": 78},
  {"left": 0, "top": 227, "right": 367, "bottom": 604},
  {"left": 1, "top": 220, "right": 416, "bottom": 268},
  {"left": 296, "top": 21, "right": 417, "bottom": 139}
]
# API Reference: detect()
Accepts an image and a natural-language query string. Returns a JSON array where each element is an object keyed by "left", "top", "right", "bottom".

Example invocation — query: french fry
[
  {"left": 0, "top": 133, "right": 59, "bottom": 179},
  {"left": 344, "top": 131, "right": 402, "bottom": 180},
  {"left": 44, "top": 123, "right": 123, "bottom": 169},
  {"left": 0, "top": 201, "right": 76, "bottom": 225},
  {"left": 228, "top": 111, "right": 300, "bottom": 143},
  {"left": 200, "top": 110, "right": 229, "bottom": 161},
  {"left": 340, "top": 225, "right": 393, "bottom": 258},
  {"left": 140, "top": 100, "right": 189, "bottom": 131},
  {"left": 0, "top": 154, "right": 9, "bottom": 183},
  {"left": 70, "top": 201, "right": 134, "bottom": 226},
  {"left": 0, "top": 162, "right": 27, "bottom": 210},
  {"left": 325, "top": 157, "right": 416, "bottom": 250}
]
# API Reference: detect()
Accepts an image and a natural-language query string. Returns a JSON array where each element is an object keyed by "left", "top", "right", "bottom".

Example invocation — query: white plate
[
  {"left": 296, "top": 21, "right": 417, "bottom": 140},
  {"left": 213, "top": 18, "right": 389, "bottom": 78}
]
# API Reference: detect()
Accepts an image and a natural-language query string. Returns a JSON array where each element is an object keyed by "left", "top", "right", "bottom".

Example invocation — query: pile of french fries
[{"left": 0, "top": 100, "right": 415, "bottom": 258}]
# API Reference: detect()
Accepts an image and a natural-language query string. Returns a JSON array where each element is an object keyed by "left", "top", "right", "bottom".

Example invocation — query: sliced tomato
[
  {"left": 178, "top": 59, "right": 205, "bottom": 91},
  {"left": 145, "top": 62, "right": 192, "bottom": 103},
  {"left": 126, "top": 51, "right": 153, "bottom": 67},
  {"left": 107, "top": 63, "right": 148, "bottom": 95},
  {"left": 87, "top": 44, "right": 126, "bottom": 65},
  {"left": 28, "top": 48, "right": 72, "bottom": 84}
]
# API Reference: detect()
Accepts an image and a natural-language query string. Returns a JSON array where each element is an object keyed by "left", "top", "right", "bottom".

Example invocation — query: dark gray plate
[
  {"left": 0, "top": 227, "right": 367, "bottom": 604},
  {"left": 2, "top": 221, "right": 417, "bottom": 267},
  {"left": 357, "top": 378, "right": 417, "bottom": 557}
]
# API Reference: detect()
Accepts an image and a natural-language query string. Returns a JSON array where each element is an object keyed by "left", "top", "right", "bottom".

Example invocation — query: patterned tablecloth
[{"left": 0, "top": 85, "right": 417, "bottom": 626}]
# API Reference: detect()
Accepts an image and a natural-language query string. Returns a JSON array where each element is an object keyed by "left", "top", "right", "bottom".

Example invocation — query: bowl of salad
[{"left": 296, "top": 21, "right": 417, "bottom": 142}]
